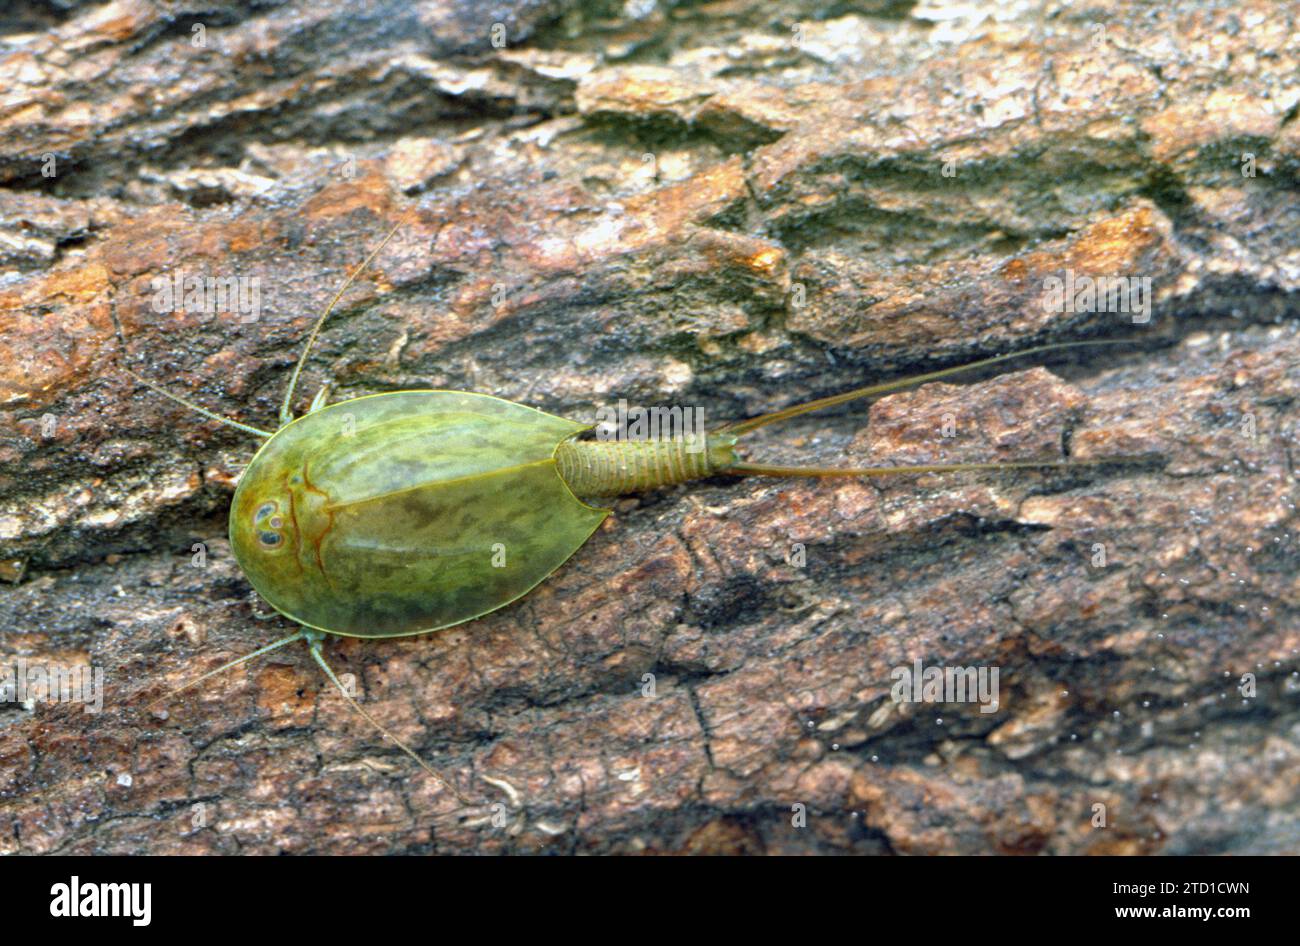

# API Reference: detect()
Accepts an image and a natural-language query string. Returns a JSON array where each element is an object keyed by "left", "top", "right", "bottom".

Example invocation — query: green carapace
[
  {"left": 124, "top": 209, "right": 1120, "bottom": 804},
  {"left": 233, "top": 391, "right": 609, "bottom": 638}
]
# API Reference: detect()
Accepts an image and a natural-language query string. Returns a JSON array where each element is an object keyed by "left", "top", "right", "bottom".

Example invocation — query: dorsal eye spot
[{"left": 253, "top": 501, "right": 284, "bottom": 551}]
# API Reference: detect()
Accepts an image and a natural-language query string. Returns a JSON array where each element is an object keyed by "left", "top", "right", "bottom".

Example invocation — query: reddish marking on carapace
[
  {"left": 284, "top": 485, "right": 306, "bottom": 579},
  {"left": 301, "top": 461, "right": 336, "bottom": 588}
]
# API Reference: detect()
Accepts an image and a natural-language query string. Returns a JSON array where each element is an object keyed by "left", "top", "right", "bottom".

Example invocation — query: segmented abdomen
[{"left": 555, "top": 438, "right": 719, "bottom": 496}]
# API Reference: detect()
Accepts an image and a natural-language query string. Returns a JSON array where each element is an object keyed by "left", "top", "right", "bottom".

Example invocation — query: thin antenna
[
  {"left": 280, "top": 203, "right": 419, "bottom": 427},
  {"left": 145, "top": 631, "right": 304, "bottom": 710},
  {"left": 306, "top": 635, "right": 471, "bottom": 806},
  {"left": 112, "top": 314, "right": 274, "bottom": 439}
]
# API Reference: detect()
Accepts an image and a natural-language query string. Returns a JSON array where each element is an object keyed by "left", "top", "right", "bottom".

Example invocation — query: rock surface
[{"left": 0, "top": 0, "right": 1297, "bottom": 854}]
